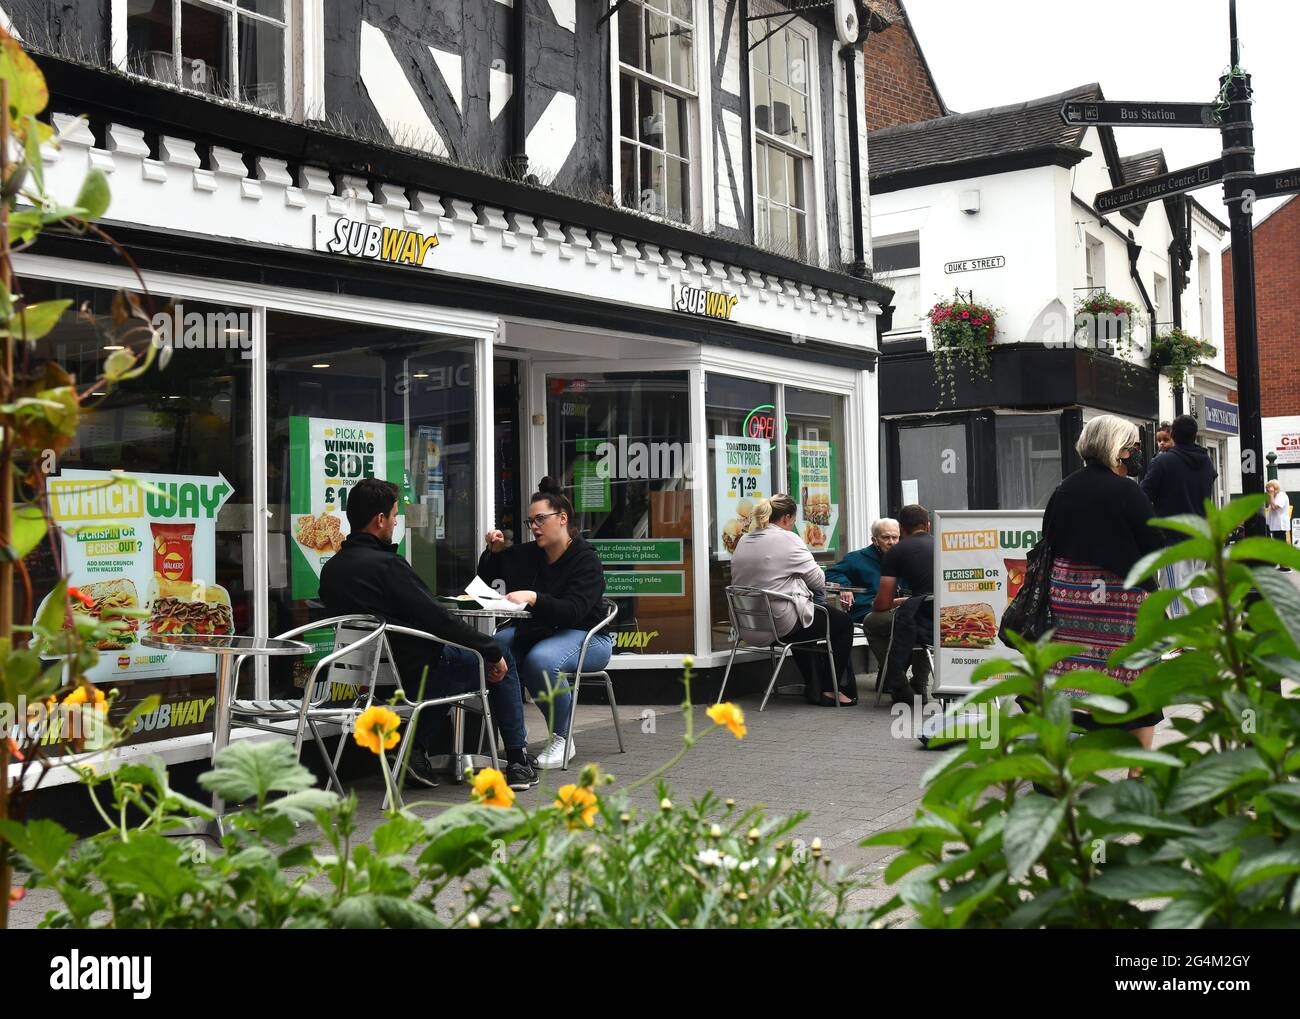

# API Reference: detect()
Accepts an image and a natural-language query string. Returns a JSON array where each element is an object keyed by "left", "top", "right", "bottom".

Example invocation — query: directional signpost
[
  {"left": 1060, "top": 100, "right": 1220, "bottom": 128},
  {"left": 1244, "top": 167, "right": 1300, "bottom": 203},
  {"left": 1095, "top": 158, "right": 1224, "bottom": 214}
]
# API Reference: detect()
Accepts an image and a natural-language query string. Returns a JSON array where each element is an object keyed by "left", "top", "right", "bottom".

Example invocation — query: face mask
[{"left": 1124, "top": 447, "right": 1145, "bottom": 478}]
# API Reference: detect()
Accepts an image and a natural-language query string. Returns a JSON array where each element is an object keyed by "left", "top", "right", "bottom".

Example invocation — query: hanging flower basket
[
  {"left": 1151, "top": 327, "right": 1217, "bottom": 390},
  {"left": 1074, "top": 290, "right": 1143, "bottom": 363},
  {"left": 928, "top": 294, "right": 999, "bottom": 406}
]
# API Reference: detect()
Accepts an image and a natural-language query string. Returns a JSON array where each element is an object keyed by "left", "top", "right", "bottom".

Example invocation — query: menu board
[
  {"left": 289, "top": 416, "right": 406, "bottom": 599},
  {"left": 790, "top": 439, "right": 840, "bottom": 554},
  {"left": 932, "top": 510, "right": 1044, "bottom": 691},
  {"left": 38, "top": 469, "right": 235, "bottom": 684},
  {"left": 414, "top": 425, "right": 445, "bottom": 539},
  {"left": 714, "top": 435, "right": 771, "bottom": 560}
]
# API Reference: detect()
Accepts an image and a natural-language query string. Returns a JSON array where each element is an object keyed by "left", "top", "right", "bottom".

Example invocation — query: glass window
[
  {"left": 707, "top": 375, "right": 776, "bottom": 650},
  {"left": 546, "top": 373, "right": 696, "bottom": 656},
  {"left": 751, "top": 19, "right": 813, "bottom": 258},
  {"left": 873, "top": 233, "right": 923, "bottom": 334},
  {"left": 995, "top": 415, "right": 1062, "bottom": 510},
  {"left": 618, "top": 0, "right": 696, "bottom": 225},
  {"left": 266, "top": 313, "right": 478, "bottom": 692},
  {"left": 21, "top": 280, "right": 254, "bottom": 748},
  {"left": 896, "top": 422, "right": 968, "bottom": 512},
  {"left": 127, "top": 0, "right": 286, "bottom": 113},
  {"left": 786, "top": 387, "right": 847, "bottom": 562}
]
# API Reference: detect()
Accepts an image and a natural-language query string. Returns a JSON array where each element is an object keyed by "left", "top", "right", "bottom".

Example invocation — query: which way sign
[
  {"left": 1060, "top": 100, "right": 1219, "bottom": 128},
  {"left": 1095, "top": 158, "right": 1224, "bottom": 214},
  {"left": 1246, "top": 167, "right": 1300, "bottom": 201}
]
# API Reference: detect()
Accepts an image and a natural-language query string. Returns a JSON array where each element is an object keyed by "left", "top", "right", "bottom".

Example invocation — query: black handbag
[{"left": 998, "top": 538, "right": 1054, "bottom": 646}]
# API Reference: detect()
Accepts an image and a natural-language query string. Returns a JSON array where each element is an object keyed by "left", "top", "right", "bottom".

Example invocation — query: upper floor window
[
  {"left": 751, "top": 19, "right": 813, "bottom": 259},
  {"left": 1084, "top": 234, "right": 1105, "bottom": 292},
  {"left": 873, "top": 233, "right": 921, "bottom": 334},
  {"left": 125, "top": 0, "right": 288, "bottom": 114},
  {"left": 1197, "top": 247, "right": 1212, "bottom": 338},
  {"left": 617, "top": 0, "right": 696, "bottom": 225}
]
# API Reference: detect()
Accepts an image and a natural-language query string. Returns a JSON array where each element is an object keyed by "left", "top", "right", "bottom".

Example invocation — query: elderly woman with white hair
[{"left": 1039, "top": 414, "right": 1166, "bottom": 757}]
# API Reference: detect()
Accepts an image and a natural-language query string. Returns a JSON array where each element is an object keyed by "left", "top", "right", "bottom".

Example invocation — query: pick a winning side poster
[
  {"left": 289, "top": 416, "right": 406, "bottom": 599},
  {"left": 40, "top": 469, "right": 234, "bottom": 683}
]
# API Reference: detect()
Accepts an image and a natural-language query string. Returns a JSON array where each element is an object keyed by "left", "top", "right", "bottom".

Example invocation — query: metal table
[{"left": 141, "top": 634, "right": 311, "bottom": 837}]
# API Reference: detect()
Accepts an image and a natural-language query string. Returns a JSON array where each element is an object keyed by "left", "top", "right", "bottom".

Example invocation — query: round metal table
[{"left": 141, "top": 634, "right": 311, "bottom": 837}]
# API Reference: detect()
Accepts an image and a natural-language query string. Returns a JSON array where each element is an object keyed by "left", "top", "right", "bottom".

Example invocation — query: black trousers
[{"left": 782, "top": 604, "right": 857, "bottom": 701}]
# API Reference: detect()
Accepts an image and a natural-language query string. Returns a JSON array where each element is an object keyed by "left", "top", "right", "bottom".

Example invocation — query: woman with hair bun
[
  {"left": 479, "top": 477, "right": 610, "bottom": 768},
  {"left": 730, "top": 494, "right": 857, "bottom": 705}
]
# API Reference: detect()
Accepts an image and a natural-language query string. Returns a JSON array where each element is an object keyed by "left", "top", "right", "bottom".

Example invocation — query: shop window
[
  {"left": 751, "top": 15, "right": 814, "bottom": 260},
  {"left": 266, "top": 313, "right": 478, "bottom": 682},
  {"left": 873, "top": 233, "right": 922, "bottom": 335},
  {"left": 995, "top": 415, "right": 1062, "bottom": 510},
  {"left": 785, "top": 387, "right": 847, "bottom": 561},
  {"left": 124, "top": 0, "right": 288, "bottom": 113},
  {"left": 21, "top": 280, "right": 254, "bottom": 748},
  {"left": 895, "top": 421, "right": 968, "bottom": 513},
  {"left": 617, "top": 0, "right": 697, "bottom": 225},
  {"left": 546, "top": 372, "right": 695, "bottom": 656}
]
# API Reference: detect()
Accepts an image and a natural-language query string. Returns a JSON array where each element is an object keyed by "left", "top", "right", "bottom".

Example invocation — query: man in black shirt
[
  {"left": 319, "top": 478, "right": 537, "bottom": 790},
  {"left": 872, "top": 504, "right": 934, "bottom": 702}
]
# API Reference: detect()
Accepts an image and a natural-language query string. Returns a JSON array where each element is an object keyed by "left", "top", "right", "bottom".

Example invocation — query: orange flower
[
  {"left": 8, "top": 886, "right": 25, "bottom": 905},
  {"left": 68, "top": 587, "right": 94, "bottom": 609},
  {"left": 706, "top": 702, "right": 747, "bottom": 739},
  {"left": 5, "top": 737, "right": 23, "bottom": 763},
  {"left": 555, "top": 783, "right": 599, "bottom": 830},
  {"left": 62, "top": 685, "right": 107, "bottom": 712},
  {"left": 471, "top": 767, "right": 515, "bottom": 808},
  {"left": 352, "top": 706, "right": 401, "bottom": 754}
]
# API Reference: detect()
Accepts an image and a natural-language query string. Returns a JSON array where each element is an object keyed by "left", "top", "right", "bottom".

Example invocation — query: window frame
[
  {"left": 610, "top": 0, "right": 705, "bottom": 228},
  {"left": 114, "top": 0, "right": 297, "bottom": 118},
  {"left": 746, "top": 7, "right": 823, "bottom": 264}
]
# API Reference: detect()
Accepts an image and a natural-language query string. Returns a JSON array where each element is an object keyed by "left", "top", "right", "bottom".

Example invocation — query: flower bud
[
  {"left": 660, "top": 797, "right": 673, "bottom": 812},
  {"left": 746, "top": 827, "right": 760, "bottom": 843},
  {"left": 710, "top": 823, "right": 723, "bottom": 839},
  {"left": 725, "top": 798, "right": 735, "bottom": 808},
  {"left": 466, "top": 912, "right": 481, "bottom": 929},
  {"left": 620, "top": 812, "right": 632, "bottom": 824},
  {"left": 682, "top": 655, "right": 694, "bottom": 668}
]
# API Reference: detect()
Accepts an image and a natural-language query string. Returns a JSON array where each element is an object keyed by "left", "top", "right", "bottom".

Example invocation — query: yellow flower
[
  {"left": 62, "top": 685, "right": 107, "bottom": 712},
  {"left": 471, "top": 767, "right": 516, "bottom": 808},
  {"left": 707, "top": 702, "right": 747, "bottom": 739},
  {"left": 352, "top": 705, "right": 401, "bottom": 754},
  {"left": 555, "top": 783, "right": 599, "bottom": 830}
]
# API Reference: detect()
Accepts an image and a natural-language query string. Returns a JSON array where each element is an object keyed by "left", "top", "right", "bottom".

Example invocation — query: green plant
[
  {"left": 927, "top": 293, "right": 999, "bottom": 406},
  {"left": 5, "top": 670, "right": 873, "bottom": 928},
  {"left": 1152, "top": 327, "right": 1217, "bottom": 390},
  {"left": 863, "top": 495, "right": 1300, "bottom": 928},
  {"left": 1075, "top": 290, "right": 1143, "bottom": 365}
]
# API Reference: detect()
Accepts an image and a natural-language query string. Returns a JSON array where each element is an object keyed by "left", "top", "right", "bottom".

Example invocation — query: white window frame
[
  {"left": 746, "top": 5, "right": 825, "bottom": 265},
  {"left": 1153, "top": 271, "right": 1168, "bottom": 330},
  {"left": 1197, "top": 246, "right": 1213, "bottom": 339},
  {"left": 112, "top": 0, "right": 296, "bottom": 118},
  {"left": 1084, "top": 233, "right": 1105, "bottom": 292},
  {"left": 610, "top": 0, "right": 705, "bottom": 228}
]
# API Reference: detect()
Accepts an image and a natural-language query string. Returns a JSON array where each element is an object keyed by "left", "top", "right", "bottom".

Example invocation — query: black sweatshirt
[
  {"left": 1139, "top": 442, "right": 1218, "bottom": 546},
  {"left": 477, "top": 536, "right": 607, "bottom": 646},
  {"left": 1042, "top": 461, "right": 1165, "bottom": 591},
  {"left": 320, "top": 531, "right": 505, "bottom": 686}
]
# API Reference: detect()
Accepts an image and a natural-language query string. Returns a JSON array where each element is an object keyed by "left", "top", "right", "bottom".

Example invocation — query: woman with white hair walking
[{"left": 1038, "top": 414, "right": 1166, "bottom": 760}]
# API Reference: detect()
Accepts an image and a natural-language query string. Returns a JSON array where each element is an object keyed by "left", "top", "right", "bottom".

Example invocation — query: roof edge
[{"left": 870, "top": 144, "right": 1090, "bottom": 193}]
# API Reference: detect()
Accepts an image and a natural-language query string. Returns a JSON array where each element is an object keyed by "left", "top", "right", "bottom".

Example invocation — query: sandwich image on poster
[
  {"left": 146, "top": 577, "right": 235, "bottom": 638},
  {"left": 939, "top": 602, "right": 998, "bottom": 649},
  {"left": 34, "top": 578, "right": 141, "bottom": 655}
]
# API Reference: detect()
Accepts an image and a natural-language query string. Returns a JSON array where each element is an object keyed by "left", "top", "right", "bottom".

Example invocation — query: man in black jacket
[
  {"left": 1139, "top": 414, "right": 1217, "bottom": 613},
  {"left": 319, "top": 479, "right": 536, "bottom": 790}
]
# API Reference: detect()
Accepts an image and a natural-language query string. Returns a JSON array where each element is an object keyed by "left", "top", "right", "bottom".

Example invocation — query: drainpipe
[
  {"left": 1168, "top": 196, "right": 1191, "bottom": 414},
  {"left": 510, "top": 0, "right": 528, "bottom": 179},
  {"left": 842, "top": 42, "right": 866, "bottom": 277},
  {"left": 738, "top": 0, "right": 755, "bottom": 237}
]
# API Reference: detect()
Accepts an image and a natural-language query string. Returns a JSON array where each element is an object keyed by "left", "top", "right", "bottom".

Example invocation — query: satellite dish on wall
[{"left": 835, "top": 0, "right": 860, "bottom": 46}]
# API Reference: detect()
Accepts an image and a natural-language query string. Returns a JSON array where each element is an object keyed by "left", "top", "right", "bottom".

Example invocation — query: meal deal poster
[
  {"left": 932, "top": 510, "right": 1043, "bottom": 691},
  {"left": 39, "top": 469, "right": 235, "bottom": 684},
  {"left": 789, "top": 439, "right": 840, "bottom": 554},
  {"left": 715, "top": 436, "right": 771, "bottom": 560},
  {"left": 289, "top": 416, "right": 406, "bottom": 599}
]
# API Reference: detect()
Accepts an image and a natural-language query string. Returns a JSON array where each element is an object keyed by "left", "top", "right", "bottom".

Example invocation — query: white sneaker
[{"left": 535, "top": 733, "right": 576, "bottom": 770}]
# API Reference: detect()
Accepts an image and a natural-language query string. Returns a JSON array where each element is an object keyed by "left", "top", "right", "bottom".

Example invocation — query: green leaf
[
  {"left": 34, "top": 579, "right": 67, "bottom": 637},
  {"left": 264, "top": 788, "right": 339, "bottom": 823},
  {"left": 1230, "top": 536, "right": 1300, "bottom": 570},
  {"left": 1231, "top": 848, "right": 1300, "bottom": 892},
  {"left": 1004, "top": 793, "right": 1068, "bottom": 880},
  {"left": 417, "top": 803, "right": 535, "bottom": 877},
  {"left": 9, "top": 504, "right": 47, "bottom": 560},
  {"left": 103, "top": 347, "right": 138, "bottom": 381},
  {"left": 119, "top": 695, "right": 162, "bottom": 732},
  {"left": 198, "top": 740, "right": 316, "bottom": 805},
  {"left": 0, "top": 818, "right": 77, "bottom": 876},
  {"left": 1124, "top": 538, "right": 1218, "bottom": 588},
  {"left": 1, "top": 299, "right": 71, "bottom": 341},
  {"left": 74, "top": 167, "right": 111, "bottom": 220},
  {"left": 96, "top": 835, "right": 198, "bottom": 904},
  {"left": 1166, "top": 749, "right": 1271, "bottom": 813},
  {"left": 333, "top": 895, "right": 440, "bottom": 929},
  {"left": 1211, "top": 494, "right": 1268, "bottom": 538},
  {"left": 1151, "top": 894, "right": 1217, "bottom": 929},
  {"left": 1147, "top": 513, "right": 1213, "bottom": 540},
  {"left": 0, "top": 31, "right": 49, "bottom": 122},
  {"left": 1098, "top": 812, "right": 1203, "bottom": 838},
  {"left": 1088, "top": 864, "right": 1206, "bottom": 900},
  {"left": 1071, "top": 747, "right": 1184, "bottom": 777},
  {"left": 1251, "top": 567, "right": 1300, "bottom": 651}
]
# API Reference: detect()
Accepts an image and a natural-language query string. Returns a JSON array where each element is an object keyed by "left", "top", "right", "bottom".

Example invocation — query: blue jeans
[
  {"left": 411, "top": 644, "right": 528, "bottom": 752},
  {"left": 495, "top": 627, "right": 612, "bottom": 738}
]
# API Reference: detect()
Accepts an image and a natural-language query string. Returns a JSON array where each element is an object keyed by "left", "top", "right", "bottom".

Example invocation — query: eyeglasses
[{"left": 525, "top": 511, "right": 561, "bottom": 529}]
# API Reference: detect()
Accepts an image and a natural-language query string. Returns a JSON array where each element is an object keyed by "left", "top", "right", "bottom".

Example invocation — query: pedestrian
[
  {"left": 872, "top": 504, "right": 935, "bottom": 703},
  {"left": 1266, "top": 480, "right": 1293, "bottom": 572},
  {"left": 826, "top": 518, "right": 908, "bottom": 673},
  {"left": 1155, "top": 421, "right": 1174, "bottom": 452},
  {"left": 1040, "top": 415, "right": 1166, "bottom": 772},
  {"left": 1139, "top": 413, "right": 1217, "bottom": 615}
]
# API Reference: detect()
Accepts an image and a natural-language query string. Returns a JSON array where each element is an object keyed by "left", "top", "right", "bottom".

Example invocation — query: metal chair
[
  {"left": 716, "top": 585, "right": 840, "bottom": 711},
  {"left": 227, "top": 615, "right": 389, "bottom": 795},
  {"left": 555, "top": 599, "right": 624, "bottom": 772},
  {"left": 874, "top": 595, "right": 936, "bottom": 707},
  {"left": 379, "top": 623, "right": 501, "bottom": 809}
]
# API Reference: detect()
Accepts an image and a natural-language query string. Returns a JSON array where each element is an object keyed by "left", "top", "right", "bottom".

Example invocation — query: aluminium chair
[
  {"left": 874, "top": 595, "right": 937, "bottom": 707},
  {"left": 554, "top": 599, "right": 624, "bottom": 771}
]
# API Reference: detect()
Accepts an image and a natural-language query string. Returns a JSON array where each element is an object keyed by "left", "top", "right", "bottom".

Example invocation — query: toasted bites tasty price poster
[
  {"left": 40, "top": 469, "right": 234, "bottom": 684},
  {"left": 714, "top": 436, "right": 771, "bottom": 560},
  {"left": 289, "top": 416, "right": 406, "bottom": 599},
  {"left": 932, "top": 510, "right": 1043, "bottom": 690}
]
